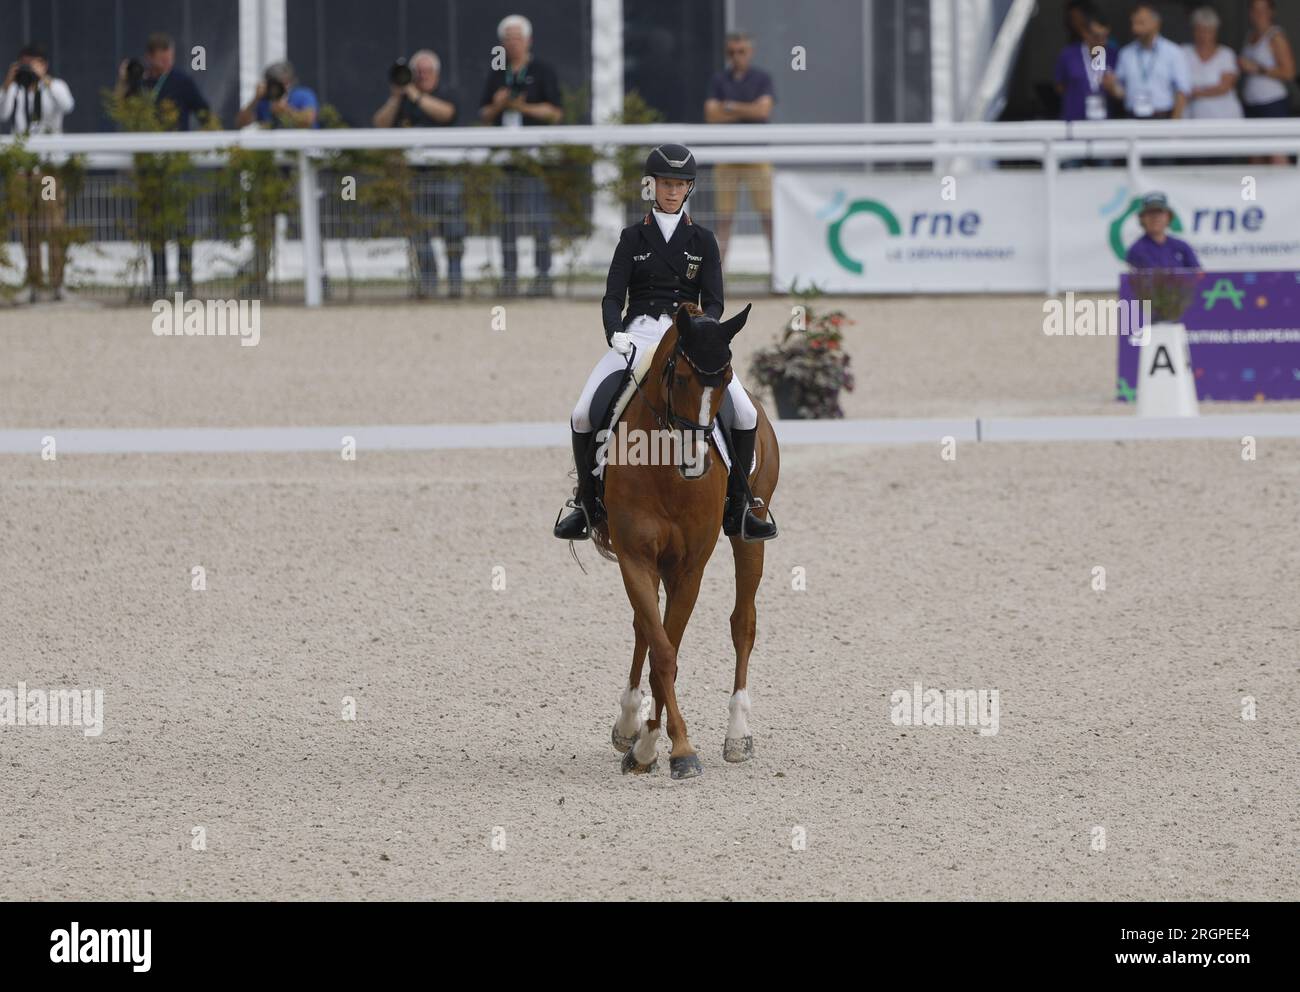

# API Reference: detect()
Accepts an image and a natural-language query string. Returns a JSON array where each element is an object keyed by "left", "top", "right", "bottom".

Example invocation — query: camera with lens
[
  {"left": 14, "top": 62, "right": 39, "bottom": 88},
  {"left": 389, "top": 58, "right": 412, "bottom": 87},
  {"left": 123, "top": 57, "right": 146, "bottom": 96},
  {"left": 264, "top": 74, "right": 286, "bottom": 103}
]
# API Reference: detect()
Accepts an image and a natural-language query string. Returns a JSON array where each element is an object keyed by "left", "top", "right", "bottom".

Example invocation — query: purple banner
[{"left": 1117, "top": 271, "right": 1300, "bottom": 402}]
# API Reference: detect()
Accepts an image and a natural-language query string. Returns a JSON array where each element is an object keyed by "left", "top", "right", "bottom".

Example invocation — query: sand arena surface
[{"left": 1, "top": 299, "right": 1297, "bottom": 900}]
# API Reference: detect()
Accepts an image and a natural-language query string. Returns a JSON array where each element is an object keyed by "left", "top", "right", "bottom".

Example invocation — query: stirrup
[
  {"left": 554, "top": 496, "right": 591, "bottom": 539},
  {"left": 729, "top": 495, "right": 778, "bottom": 542}
]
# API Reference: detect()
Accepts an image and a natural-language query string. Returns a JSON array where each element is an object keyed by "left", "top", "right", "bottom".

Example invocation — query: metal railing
[{"left": 3, "top": 120, "right": 1298, "bottom": 303}]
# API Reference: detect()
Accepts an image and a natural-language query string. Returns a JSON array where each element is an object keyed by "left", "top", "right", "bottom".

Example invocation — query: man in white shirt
[
  {"left": 0, "top": 43, "right": 76, "bottom": 301},
  {"left": 1104, "top": 3, "right": 1191, "bottom": 119}
]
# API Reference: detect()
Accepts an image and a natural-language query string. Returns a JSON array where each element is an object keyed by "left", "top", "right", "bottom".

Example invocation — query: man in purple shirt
[
  {"left": 1126, "top": 192, "right": 1201, "bottom": 268},
  {"left": 1054, "top": 2, "right": 1119, "bottom": 122},
  {"left": 704, "top": 32, "right": 775, "bottom": 263}
]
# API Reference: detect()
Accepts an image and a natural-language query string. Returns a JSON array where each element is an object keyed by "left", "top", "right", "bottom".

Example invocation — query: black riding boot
[
  {"left": 723, "top": 427, "right": 778, "bottom": 541},
  {"left": 554, "top": 429, "right": 605, "bottom": 540}
]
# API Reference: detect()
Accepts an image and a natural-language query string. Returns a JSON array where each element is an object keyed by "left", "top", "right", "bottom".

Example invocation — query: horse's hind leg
[
  {"left": 612, "top": 577, "right": 658, "bottom": 753},
  {"left": 724, "top": 536, "right": 765, "bottom": 763}
]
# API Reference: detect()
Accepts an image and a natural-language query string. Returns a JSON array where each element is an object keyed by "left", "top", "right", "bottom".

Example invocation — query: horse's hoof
[
  {"left": 612, "top": 724, "right": 639, "bottom": 753},
  {"left": 621, "top": 748, "right": 657, "bottom": 775},
  {"left": 669, "top": 753, "right": 703, "bottom": 780},
  {"left": 723, "top": 736, "right": 754, "bottom": 763}
]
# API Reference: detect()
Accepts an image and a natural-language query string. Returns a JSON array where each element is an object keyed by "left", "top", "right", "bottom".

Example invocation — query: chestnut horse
[{"left": 592, "top": 303, "right": 779, "bottom": 780}]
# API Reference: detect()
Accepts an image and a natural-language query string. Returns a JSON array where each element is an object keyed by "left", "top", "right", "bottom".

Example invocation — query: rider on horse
[{"left": 553, "top": 142, "right": 778, "bottom": 543}]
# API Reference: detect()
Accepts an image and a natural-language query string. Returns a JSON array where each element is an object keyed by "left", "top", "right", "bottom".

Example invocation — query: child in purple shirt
[{"left": 1126, "top": 192, "right": 1200, "bottom": 268}]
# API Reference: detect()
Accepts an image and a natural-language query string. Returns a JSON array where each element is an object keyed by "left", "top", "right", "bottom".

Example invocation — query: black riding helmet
[{"left": 645, "top": 143, "right": 697, "bottom": 208}]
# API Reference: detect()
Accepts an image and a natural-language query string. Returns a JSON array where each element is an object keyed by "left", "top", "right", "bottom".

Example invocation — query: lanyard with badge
[
  {"left": 502, "top": 62, "right": 527, "bottom": 128},
  {"left": 1132, "top": 45, "right": 1157, "bottom": 117},
  {"left": 1081, "top": 44, "right": 1106, "bottom": 120}
]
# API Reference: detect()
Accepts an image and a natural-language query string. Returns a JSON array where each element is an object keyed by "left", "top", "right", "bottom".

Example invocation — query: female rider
[{"left": 553, "top": 142, "right": 777, "bottom": 542}]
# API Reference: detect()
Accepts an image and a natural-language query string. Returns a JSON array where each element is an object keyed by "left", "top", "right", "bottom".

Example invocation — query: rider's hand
[{"left": 610, "top": 331, "right": 632, "bottom": 355}]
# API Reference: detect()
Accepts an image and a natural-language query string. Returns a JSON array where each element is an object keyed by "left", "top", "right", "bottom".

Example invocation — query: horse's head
[{"left": 665, "top": 302, "right": 752, "bottom": 429}]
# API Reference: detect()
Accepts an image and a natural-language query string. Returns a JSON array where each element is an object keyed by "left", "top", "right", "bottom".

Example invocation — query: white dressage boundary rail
[
  {"left": 6, "top": 120, "right": 1300, "bottom": 302},
  {"left": 4, "top": 414, "right": 1300, "bottom": 456}
]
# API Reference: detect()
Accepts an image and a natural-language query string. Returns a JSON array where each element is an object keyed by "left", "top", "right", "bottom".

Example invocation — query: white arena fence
[{"left": 2, "top": 120, "right": 1299, "bottom": 304}]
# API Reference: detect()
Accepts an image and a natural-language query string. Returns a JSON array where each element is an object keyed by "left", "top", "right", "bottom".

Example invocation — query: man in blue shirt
[
  {"left": 237, "top": 62, "right": 319, "bottom": 129},
  {"left": 1126, "top": 193, "right": 1200, "bottom": 269},
  {"left": 1104, "top": 2, "right": 1191, "bottom": 118},
  {"left": 704, "top": 31, "right": 776, "bottom": 263}
]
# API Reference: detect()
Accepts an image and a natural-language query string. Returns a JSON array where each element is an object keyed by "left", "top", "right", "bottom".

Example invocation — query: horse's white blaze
[
  {"left": 726, "top": 689, "right": 752, "bottom": 740},
  {"left": 633, "top": 722, "right": 659, "bottom": 764},
  {"left": 680, "top": 387, "right": 712, "bottom": 479},
  {"left": 615, "top": 684, "right": 643, "bottom": 738}
]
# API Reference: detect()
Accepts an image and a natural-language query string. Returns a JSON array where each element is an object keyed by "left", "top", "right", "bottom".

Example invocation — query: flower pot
[{"left": 773, "top": 378, "right": 806, "bottom": 419}]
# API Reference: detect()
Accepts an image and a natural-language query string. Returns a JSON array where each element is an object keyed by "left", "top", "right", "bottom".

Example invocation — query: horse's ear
[
  {"left": 674, "top": 305, "right": 693, "bottom": 337},
  {"left": 721, "top": 303, "right": 752, "bottom": 340}
]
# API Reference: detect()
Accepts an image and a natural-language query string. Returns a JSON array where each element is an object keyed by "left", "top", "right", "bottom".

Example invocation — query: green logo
[
  {"left": 1201, "top": 278, "right": 1244, "bottom": 310},
  {"left": 827, "top": 199, "right": 902, "bottom": 274},
  {"left": 1108, "top": 197, "right": 1183, "bottom": 261}
]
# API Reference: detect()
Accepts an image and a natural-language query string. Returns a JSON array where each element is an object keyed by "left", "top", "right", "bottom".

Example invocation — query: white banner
[
  {"left": 772, "top": 166, "right": 1300, "bottom": 293},
  {"left": 772, "top": 170, "right": 1047, "bottom": 293},
  {"left": 1055, "top": 166, "right": 1300, "bottom": 288}
]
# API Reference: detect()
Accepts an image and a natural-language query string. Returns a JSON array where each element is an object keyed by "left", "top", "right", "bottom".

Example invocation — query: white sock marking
[{"left": 726, "top": 689, "right": 751, "bottom": 740}]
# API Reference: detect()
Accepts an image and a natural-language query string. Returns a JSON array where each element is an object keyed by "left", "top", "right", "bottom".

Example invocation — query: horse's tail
[{"left": 590, "top": 518, "right": 618, "bottom": 562}]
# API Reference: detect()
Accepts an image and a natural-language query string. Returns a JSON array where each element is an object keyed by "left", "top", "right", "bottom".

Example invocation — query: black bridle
[{"left": 626, "top": 336, "right": 731, "bottom": 438}]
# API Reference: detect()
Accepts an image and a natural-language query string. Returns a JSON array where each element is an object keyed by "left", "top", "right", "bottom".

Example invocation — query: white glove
[{"left": 610, "top": 331, "right": 632, "bottom": 356}]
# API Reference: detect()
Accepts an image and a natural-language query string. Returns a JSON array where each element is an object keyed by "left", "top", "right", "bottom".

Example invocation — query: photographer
[
  {"left": 237, "top": 61, "right": 319, "bottom": 128},
  {"left": 478, "top": 15, "right": 562, "bottom": 296},
  {"left": 372, "top": 50, "right": 465, "bottom": 298},
  {"left": 116, "top": 33, "right": 209, "bottom": 130},
  {"left": 0, "top": 43, "right": 75, "bottom": 302},
  {"left": 1, "top": 43, "right": 74, "bottom": 134},
  {"left": 115, "top": 33, "right": 210, "bottom": 298}
]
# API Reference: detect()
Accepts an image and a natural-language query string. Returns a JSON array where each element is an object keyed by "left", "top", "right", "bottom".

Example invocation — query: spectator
[
  {"left": 1240, "top": 0, "right": 1295, "bottom": 164},
  {"left": 373, "top": 49, "right": 466, "bottom": 298},
  {"left": 116, "top": 33, "right": 211, "bottom": 298},
  {"left": 0, "top": 43, "right": 74, "bottom": 302},
  {"left": 1182, "top": 7, "right": 1242, "bottom": 120},
  {"left": 1126, "top": 193, "right": 1200, "bottom": 269},
  {"left": 704, "top": 31, "right": 775, "bottom": 263},
  {"left": 478, "top": 14, "right": 562, "bottom": 297},
  {"left": 237, "top": 61, "right": 319, "bottom": 128},
  {"left": 118, "top": 32, "right": 209, "bottom": 130},
  {"left": 1105, "top": 3, "right": 1191, "bottom": 119},
  {"left": 1055, "top": 2, "right": 1111, "bottom": 122},
  {"left": 1088, "top": 11, "right": 1124, "bottom": 120}
]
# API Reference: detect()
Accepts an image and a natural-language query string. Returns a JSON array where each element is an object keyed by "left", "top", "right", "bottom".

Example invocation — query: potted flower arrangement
[
  {"left": 749, "top": 286, "right": 855, "bottom": 419},
  {"left": 1126, "top": 266, "right": 1202, "bottom": 417}
]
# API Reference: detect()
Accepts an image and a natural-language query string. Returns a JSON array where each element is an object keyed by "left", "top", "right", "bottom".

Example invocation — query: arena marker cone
[{"left": 1136, "top": 321, "right": 1198, "bottom": 418}]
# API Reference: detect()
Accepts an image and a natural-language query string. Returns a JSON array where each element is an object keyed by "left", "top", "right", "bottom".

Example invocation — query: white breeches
[{"left": 570, "top": 314, "right": 758, "bottom": 433}]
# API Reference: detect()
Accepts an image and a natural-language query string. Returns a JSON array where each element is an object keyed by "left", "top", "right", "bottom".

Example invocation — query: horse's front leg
[
  {"left": 658, "top": 565, "right": 705, "bottom": 780},
  {"left": 612, "top": 577, "right": 658, "bottom": 753},
  {"left": 724, "top": 535, "right": 765, "bottom": 762}
]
